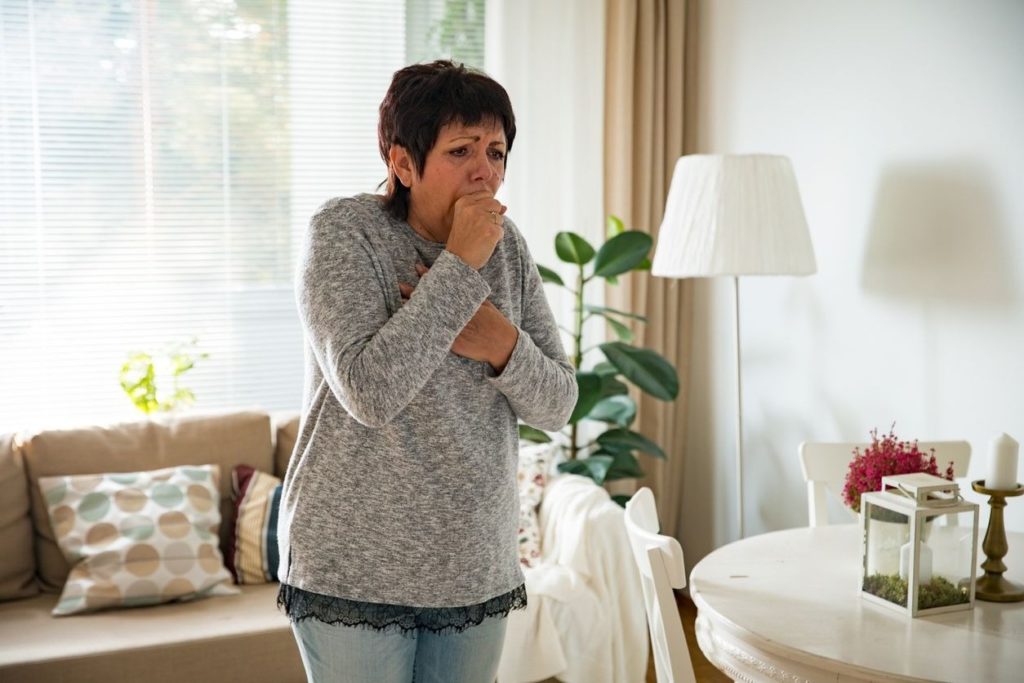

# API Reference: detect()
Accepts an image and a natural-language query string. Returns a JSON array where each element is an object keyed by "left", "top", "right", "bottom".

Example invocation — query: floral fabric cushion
[
  {"left": 38, "top": 463, "right": 238, "bottom": 616},
  {"left": 517, "top": 442, "right": 557, "bottom": 568},
  {"left": 226, "top": 464, "right": 282, "bottom": 584}
]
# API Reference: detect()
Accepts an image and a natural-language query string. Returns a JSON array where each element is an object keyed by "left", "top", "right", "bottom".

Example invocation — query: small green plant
[
  {"left": 119, "top": 337, "right": 208, "bottom": 415},
  {"left": 519, "top": 216, "right": 679, "bottom": 506}
]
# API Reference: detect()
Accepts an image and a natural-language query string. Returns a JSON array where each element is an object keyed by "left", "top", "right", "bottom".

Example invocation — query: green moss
[{"left": 863, "top": 573, "right": 970, "bottom": 610}]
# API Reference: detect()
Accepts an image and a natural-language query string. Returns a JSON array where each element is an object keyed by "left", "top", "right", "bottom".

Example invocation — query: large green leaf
[
  {"left": 593, "top": 361, "right": 618, "bottom": 377},
  {"left": 518, "top": 424, "right": 552, "bottom": 443},
  {"left": 557, "top": 455, "right": 614, "bottom": 485},
  {"left": 604, "top": 451, "right": 646, "bottom": 480},
  {"left": 536, "top": 264, "right": 564, "bottom": 287},
  {"left": 557, "top": 460, "right": 589, "bottom": 476},
  {"left": 584, "top": 304, "right": 648, "bottom": 323},
  {"left": 597, "top": 375, "right": 629, "bottom": 400},
  {"left": 599, "top": 342, "right": 679, "bottom": 401},
  {"left": 597, "top": 428, "right": 667, "bottom": 459},
  {"left": 555, "top": 232, "right": 595, "bottom": 265},
  {"left": 611, "top": 493, "right": 632, "bottom": 508},
  {"left": 592, "top": 440, "right": 633, "bottom": 455},
  {"left": 637, "top": 257, "right": 652, "bottom": 271},
  {"left": 604, "top": 315, "right": 634, "bottom": 343},
  {"left": 586, "top": 395, "right": 636, "bottom": 427},
  {"left": 584, "top": 455, "right": 614, "bottom": 484},
  {"left": 569, "top": 371, "right": 603, "bottom": 424},
  {"left": 606, "top": 215, "right": 626, "bottom": 239},
  {"left": 593, "top": 231, "right": 653, "bottom": 278}
]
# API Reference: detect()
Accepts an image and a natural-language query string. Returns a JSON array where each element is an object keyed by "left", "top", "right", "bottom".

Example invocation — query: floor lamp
[{"left": 651, "top": 154, "right": 817, "bottom": 539}]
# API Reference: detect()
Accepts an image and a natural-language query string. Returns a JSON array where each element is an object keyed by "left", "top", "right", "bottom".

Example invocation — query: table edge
[{"left": 689, "top": 572, "right": 930, "bottom": 683}]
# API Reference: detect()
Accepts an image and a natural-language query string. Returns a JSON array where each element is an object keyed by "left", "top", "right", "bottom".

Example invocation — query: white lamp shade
[{"left": 652, "top": 154, "right": 817, "bottom": 277}]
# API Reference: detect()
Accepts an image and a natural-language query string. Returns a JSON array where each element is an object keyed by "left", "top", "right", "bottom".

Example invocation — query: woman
[{"left": 276, "top": 60, "right": 578, "bottom": 683}]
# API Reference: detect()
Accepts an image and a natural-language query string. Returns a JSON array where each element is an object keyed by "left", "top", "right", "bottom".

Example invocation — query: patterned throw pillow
[
  {"left": 38, "top": 464, "right": 238, "bottom": 616},
  {"left": 517, "top": 442, "right": 556, "bottom": 568},
  {"left": 226, "top": 464, "right": 282, "bottom": 584}
]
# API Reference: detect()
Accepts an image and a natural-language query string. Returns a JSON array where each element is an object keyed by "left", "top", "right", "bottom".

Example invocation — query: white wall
[
  {"left": 684, "top": 0, "right": 1024, "bottom": 566},
  {"left": 485, "top": 0, "right": 607, "bottom": 356}
]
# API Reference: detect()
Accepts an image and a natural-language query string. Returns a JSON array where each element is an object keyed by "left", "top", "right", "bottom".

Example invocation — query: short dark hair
[{"left": 378, "top": 60, "right": 516, "bottom": 220}]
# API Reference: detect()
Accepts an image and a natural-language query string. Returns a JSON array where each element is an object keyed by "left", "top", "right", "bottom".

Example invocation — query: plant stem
[{"left": 571, "top": 265, "right": 585, "bottom": 460}]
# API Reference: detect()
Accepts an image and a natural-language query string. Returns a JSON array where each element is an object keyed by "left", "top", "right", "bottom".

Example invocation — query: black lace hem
[{"left": 276, "top": 582, "right": 527, "bottom": 635}]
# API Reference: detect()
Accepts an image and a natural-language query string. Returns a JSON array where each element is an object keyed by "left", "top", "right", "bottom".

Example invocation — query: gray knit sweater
[{"left": 276, "top": 193, "right": 577, "bottom": 613}]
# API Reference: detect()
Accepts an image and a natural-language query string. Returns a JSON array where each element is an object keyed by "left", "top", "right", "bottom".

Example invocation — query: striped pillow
[{"left": 226, "top": 465, "right": 281, "bottom": 584}]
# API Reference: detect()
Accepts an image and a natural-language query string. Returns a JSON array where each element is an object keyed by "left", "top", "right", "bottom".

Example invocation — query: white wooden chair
[
  {"left": 623, "top": 487, "right": 696, "bottom": 683},
  {"left": 798, "top": 440, "right": 971, "bottom": 527}
]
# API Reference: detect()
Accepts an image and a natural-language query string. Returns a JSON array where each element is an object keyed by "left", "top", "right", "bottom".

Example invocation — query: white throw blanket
[{"left": 498, "top": 474, "right": 648, "bottom": 683}]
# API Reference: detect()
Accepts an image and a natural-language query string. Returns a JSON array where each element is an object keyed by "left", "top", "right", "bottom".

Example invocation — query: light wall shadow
[{"left": 861, "top": 161, "right": 1016, "bottom": 307}]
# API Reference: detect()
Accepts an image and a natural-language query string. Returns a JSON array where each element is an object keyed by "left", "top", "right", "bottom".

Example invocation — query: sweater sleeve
[
  {"left": 298, "top": 206, "right": 490, "bottom": 428},
  {"left": 484, "top": 228, "right": 578, "bottom": 432}
]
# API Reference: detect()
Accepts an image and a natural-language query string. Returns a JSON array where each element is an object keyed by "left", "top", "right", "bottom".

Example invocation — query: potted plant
[
  {"left": 518, "top": 216, "right": 679, "bottom": 506},
  {"left": 844, "top": 426, "right": 954, "bottom": 576}
]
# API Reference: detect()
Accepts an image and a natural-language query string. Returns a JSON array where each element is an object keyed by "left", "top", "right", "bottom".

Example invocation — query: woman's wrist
[{"left": 489, "top": 322, "right": 519, "bottom": 374}]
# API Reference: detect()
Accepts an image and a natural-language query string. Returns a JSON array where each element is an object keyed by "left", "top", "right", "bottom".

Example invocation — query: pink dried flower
[{"left": 842, "top": 425, "right": 954, "bottom": 513}]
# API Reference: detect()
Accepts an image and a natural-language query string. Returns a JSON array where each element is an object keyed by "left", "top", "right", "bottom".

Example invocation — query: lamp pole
[{"left": 734, "top": 276, "right": 745, "bottom": 540}]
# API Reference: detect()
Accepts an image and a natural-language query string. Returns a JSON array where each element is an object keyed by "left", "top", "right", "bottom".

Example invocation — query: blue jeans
[{"left": 290, "top": 616, "right": 508, "bottom": 683}]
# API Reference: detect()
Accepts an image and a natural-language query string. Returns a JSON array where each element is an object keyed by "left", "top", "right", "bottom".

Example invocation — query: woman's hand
[
  {"left": 399, "top": 263, "right": 518, "bottom": 372},
  {"left": 445, "top": 191, "right": 506, "bottom": 270},
  {"left": 450, "top": 299, "right": 518, "bottom": 372}
]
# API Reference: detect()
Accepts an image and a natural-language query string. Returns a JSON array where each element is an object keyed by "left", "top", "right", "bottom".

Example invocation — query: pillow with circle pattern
[{"left": 38, "top": 463, "right": 239, "bottom": 616}]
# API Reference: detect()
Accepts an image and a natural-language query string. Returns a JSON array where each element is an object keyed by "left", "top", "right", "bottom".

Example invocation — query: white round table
[{"left": 689, "top": 525, "right": 1024, "bottom": 682}]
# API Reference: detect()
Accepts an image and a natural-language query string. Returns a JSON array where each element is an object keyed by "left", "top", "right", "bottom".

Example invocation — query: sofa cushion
[
  {"left": 273, "top": 413, "right": 300, "bottom": 479},
  {"left": 22, "top": 410, "right": 273, "bottom": 593},
  {"left": 39, "top": 464, "right": 238, "bottom": 615},
  {"left": 226, "top": 465, "right": 282, "bottom": 584},
  {"left": 0, "top": 433, "right": 38, "bottom": 601},
  {"left": 0, "top": 583, "right": 305, "bottom": 683}
]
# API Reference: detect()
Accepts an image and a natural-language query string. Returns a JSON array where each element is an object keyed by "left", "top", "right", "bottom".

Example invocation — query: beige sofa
[
  {"left": 0, "top": 410, "right": 306, "bottom": 683},
  {"left": 0, "top": 410, "right": 647, "bottom": 683}
]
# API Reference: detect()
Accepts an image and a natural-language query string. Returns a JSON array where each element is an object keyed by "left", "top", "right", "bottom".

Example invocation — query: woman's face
[{"left": 397, "top": 119, "right": 507, "bottom": 240}]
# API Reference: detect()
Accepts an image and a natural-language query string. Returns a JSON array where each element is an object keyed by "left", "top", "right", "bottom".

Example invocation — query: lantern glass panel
[
  {"left": 862, "top": 500, "right": 910, "bottom": 605},
  {"left": 912, "top": 511, "right": 973, "bottom": 610}
]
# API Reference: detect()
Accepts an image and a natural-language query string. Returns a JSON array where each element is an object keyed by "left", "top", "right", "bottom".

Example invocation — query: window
[{"left": 0, "top": 0, "right": 485, "bottom": 431}]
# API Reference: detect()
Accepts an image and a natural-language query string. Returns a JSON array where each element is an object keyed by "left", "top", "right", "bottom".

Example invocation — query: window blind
[{"left": 0, "top": 0, "right": 484, "bottom": 432}]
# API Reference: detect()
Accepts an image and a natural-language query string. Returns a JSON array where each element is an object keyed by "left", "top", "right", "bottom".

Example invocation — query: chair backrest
[
  {"left": 623, "top": 487, "right": 696, "bottom": 683},
  {"left": 798, "top": 440, "right": 971, "bottom": 527}
]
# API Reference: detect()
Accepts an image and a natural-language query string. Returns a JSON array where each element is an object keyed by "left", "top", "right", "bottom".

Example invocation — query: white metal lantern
[{"left": 860, "top": 473, "right": 980, "bottom": 617}]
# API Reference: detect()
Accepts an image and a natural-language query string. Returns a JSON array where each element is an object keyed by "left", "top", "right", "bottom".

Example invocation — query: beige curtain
[{"left": 604, "top": 0, "right": 694, "bottom": 540}]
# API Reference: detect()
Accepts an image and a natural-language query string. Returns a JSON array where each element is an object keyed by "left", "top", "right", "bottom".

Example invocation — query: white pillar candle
[
  {"left": 985, "top": 433, "right": 1020, "bottom": 491},
  {"left": 899, "top": 541, "right": 933, "bottom": 584}
]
